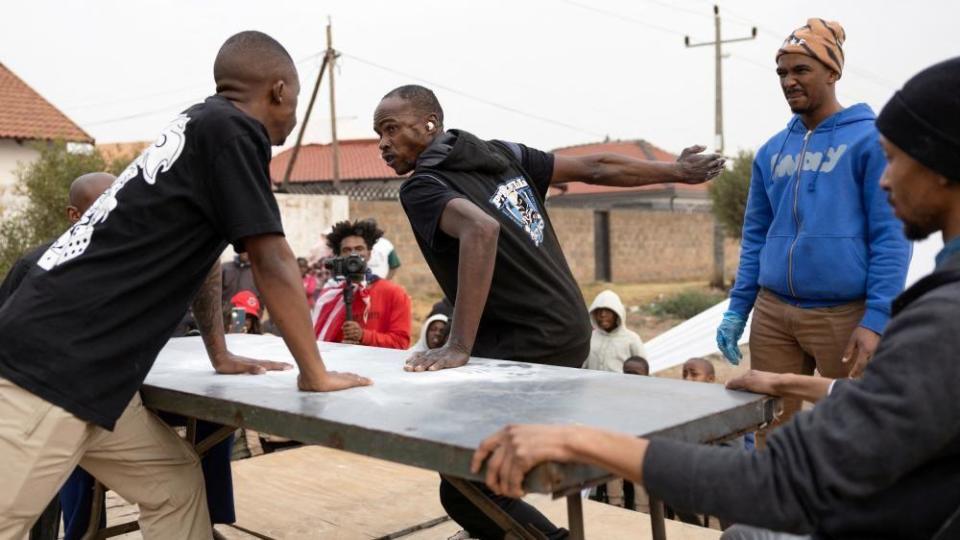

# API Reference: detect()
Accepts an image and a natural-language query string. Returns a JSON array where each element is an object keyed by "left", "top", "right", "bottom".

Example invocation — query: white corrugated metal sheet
[{"left": 646, "top": 235, "right": 944, "bottom": 373}]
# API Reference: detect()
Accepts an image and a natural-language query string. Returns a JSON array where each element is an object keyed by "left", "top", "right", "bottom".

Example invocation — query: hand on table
[
  {"left": 297, "top": 369, "right": 372, "bottom": 392},
  {"left": 212, "top": 351, "right": 293, "bottom": 375},
  {"left": 404, "top": 344, "right": 470, "bottom": 372},
  {"left": 471, "top": 424, "right": 576, "bottom": 498},
  {"left": 726, "top": 369, "right": 781, "bottom": 396},
  {"left": 842, "top": 326, "right": 880, "bottom": 378}
]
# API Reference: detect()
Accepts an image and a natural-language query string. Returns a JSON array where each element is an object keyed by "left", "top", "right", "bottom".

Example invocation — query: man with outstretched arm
[
  {"left": 374, "top": 84, "right": 723, "bottom": 540},
  {"left": 0, "top": 31, "right": 369, "bottom": 540},
  {"left": 473, "top": 57, "right": 960, "bottom": 540}
]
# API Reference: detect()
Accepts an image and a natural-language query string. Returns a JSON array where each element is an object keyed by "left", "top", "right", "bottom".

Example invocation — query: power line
[
  {"left": 559, "top": 0, "right": 684, "bottom": 37},
  {"left": 593, "top": 0, "right": 899, "bottom": 91},
  {"left": 75, "top": 52, "right": 323, "bottom": 126},
  {"left": 339, "top": 51, "right": 606, "bottom": 139}
]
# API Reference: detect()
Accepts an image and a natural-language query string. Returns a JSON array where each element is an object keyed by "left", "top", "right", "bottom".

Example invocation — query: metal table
[{"left": 139, "top": 334, "right": 775, "bottom": 539}]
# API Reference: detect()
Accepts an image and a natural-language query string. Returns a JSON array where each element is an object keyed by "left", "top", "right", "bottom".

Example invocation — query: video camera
[
  {"left": 323, "top": 255, "right": 367, "bottom": 323},
  {"left": 324, "top": 255, "right": 367, "bottom": 282}
]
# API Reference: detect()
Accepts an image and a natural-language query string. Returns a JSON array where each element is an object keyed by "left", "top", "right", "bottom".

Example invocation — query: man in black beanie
[{"left": 471, "top": 57, "right": 960, "bottom": 540}]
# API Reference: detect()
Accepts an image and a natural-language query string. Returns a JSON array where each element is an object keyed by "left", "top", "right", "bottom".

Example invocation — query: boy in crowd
[
  {"left": 411, "top": 313, "right": 450, "bottom": 352},
  {"left": 682, "top": 357, "right": 716, "bottom": 383},
  {"left": 583, "top": 290, "right": 647, "bottom": 373},
  {"left": 622, "top": 356, "right": 649, "bottom": 376}
]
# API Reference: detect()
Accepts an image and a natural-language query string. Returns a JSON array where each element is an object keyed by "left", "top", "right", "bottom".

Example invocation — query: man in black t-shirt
[
  {"left": 0, "top": 32, "right": 369, "bottom": 539},
  {"left": 373, "top": 85, "right": 724, "bottom": 540}
]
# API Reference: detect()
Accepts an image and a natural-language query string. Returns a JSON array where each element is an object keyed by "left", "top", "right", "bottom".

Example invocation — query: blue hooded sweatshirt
[{"left": 728, "top": 103, "right": 911, "bottom": 333}]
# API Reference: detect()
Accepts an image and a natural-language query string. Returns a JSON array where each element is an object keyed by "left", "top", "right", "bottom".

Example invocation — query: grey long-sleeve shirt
[{"left": 644, "top": 253, "right": 960, "bottom": 540}]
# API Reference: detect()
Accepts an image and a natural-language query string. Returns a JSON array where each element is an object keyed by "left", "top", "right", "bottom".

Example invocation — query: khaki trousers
[
  {"left": 0, "top": 377, "right": 210, "bottom": 540},
  {"left": 750, "top": 289, "right": 863, "bottom": 428}
]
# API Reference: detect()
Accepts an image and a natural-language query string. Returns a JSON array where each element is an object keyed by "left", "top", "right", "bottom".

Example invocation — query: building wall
[
  {"left": 344, "top": 199, "right": 742, "bottom": 296},
  {"left": 549, "top": 207, "right": 596, "bottom": 283},
  {"left": 0, "top": 139, "right": 40, "bottom": 216},
  {"left": 221, "top": 194, "right": 349, "bottom": 261},
  {"left": 349, "top": 199, "right": 441, "bottom": 296}
]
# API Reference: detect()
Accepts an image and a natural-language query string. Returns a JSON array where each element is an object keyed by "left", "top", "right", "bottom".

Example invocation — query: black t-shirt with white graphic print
[
  {"left": 400, "top": 132, "right": 591, "bottom": 367},
  {"left": 0, "top": 95, "right": 283, "bottom": 429}
]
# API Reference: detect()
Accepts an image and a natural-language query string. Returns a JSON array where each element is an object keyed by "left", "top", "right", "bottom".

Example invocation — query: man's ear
[
  {"left": 271, "top": 80, "right": 286, "bottom": 104},
  {"left": 66, "top": 205, "right": 80, "bottom": 223}
]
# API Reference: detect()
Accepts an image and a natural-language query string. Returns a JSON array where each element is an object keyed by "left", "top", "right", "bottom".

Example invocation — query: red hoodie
[{"left": 315, "top": 279, "right": 412, "bottom": 349}]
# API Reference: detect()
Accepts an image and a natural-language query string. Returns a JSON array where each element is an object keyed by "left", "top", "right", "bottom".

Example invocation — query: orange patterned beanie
[{"left": 776, "top": 18, "right": 845, "bottom": 77}]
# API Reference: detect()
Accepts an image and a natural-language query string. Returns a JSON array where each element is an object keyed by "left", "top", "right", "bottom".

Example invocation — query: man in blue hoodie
[{"left": 716, "top": 18, "right": 911, "bottom": 429}]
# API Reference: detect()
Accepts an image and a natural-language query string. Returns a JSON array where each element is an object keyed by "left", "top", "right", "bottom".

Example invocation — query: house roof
[
  {"left": 548, "top": 139, "right": 709, "bottom": 197},
  {"left": 270, "top": 139, "right": 399, "bottom": 184},
  {"left": 0, "top": 62, "right": 93, "bottom": 143},
  {"left": 267, "top": 137, "right": 708, "bottom": 197}
]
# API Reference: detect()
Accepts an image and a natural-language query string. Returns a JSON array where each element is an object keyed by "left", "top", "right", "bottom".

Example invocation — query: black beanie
[{"left": 876, "top": 56, "right": 960, "bottom": 183}]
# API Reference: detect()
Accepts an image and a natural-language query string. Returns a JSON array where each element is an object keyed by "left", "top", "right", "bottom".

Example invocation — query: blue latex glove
[{"left": 716, "top": 310, "right": 747, "bottom": 365}]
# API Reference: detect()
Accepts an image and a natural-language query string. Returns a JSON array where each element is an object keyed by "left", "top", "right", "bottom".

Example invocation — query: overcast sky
[{"left": 2, "top": 0, "right": 957, "bottom": 157}]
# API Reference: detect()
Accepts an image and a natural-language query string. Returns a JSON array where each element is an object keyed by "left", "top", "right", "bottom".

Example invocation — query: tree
[
  {"left": 709, "top": 149, "right": 754, "bottom": 240},
  {"left": 0, "top": 141, "right": 134, "bottom": 276}
]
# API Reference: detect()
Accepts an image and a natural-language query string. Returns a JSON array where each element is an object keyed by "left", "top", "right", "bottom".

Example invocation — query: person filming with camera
[{"left": 312, "top": 219, "right": 412, "bottom": 349}]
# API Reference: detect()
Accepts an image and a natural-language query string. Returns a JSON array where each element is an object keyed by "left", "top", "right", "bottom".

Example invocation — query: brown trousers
[
  {"left": 0, "top": 377, "right": 211, "bottom": 540},
  {"left": 750, "top": 289, "right": 863, "bottom": 427}
]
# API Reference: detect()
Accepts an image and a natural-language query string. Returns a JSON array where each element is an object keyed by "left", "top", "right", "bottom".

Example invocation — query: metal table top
[{"left": 143, "top": 334, "right": 775, "bottom": 494}]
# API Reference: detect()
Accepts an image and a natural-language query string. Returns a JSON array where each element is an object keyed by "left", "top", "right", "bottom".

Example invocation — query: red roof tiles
[
  {"left": 0, "top": 62, "right": 93, "bottom": 143},
  {"left": 270, "top": 139, "right": 398, "bottom": 183}
]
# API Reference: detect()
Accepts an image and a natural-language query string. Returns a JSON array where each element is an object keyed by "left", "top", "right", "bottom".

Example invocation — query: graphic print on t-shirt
[
  {"left": 38, "top": 114, "right": 190, "bottom": 271},
  {"left": 489, "top": 176, "right": 545, "bottom": 247}
]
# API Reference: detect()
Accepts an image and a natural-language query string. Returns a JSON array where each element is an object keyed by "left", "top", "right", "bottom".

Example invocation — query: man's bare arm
[
  {"left": 405, "top": 198, "right": 499, "bottom": 371},
  {"left": 471, "top": 425, "right": 650, "bottom": 498},
  {"left": 551, "top": 145, "right": 724, "bottom": 187},
  {"left": 191, "top": 260, "right": 293, "bottom": 374},
  {"left": 244, "top": 234, "right": 371, "bottom": 391},
  {"left": 727, "top": 370, "right": 833, "bottom": 403}
]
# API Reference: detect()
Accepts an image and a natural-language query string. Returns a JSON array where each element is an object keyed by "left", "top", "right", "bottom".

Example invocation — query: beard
[{"left": 903, "top": 222, "right": 934, "bottom": 241}]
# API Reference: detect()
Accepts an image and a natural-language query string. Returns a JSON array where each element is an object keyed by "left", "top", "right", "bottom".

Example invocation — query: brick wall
[
  {"left": 349, "top": 199, "right": 442, "bottom": 296},
  {"left": 345, "top": 200, "right": 742, "bottom": 296},
  {"left": 549, "top": 207, "right": 596, "bottom": 283}
]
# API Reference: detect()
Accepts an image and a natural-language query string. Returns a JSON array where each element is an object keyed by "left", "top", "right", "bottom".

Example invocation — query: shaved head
[
  {"left": 381, "top": 85, "right": 444, "bottom": 126},
  {"left": 68, "top": 173, "right": 114, "bottom": 218},
  {"left": 214, "top": 30, "right": 296, "bottom": 92},
  {"left": 212, "top": 31, "right": 300, "bottom": 146}
]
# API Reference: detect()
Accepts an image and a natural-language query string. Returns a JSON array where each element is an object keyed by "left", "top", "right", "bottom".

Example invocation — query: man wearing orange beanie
[{"left": 716, "top": 19, "right": 911, "bottom": 433}]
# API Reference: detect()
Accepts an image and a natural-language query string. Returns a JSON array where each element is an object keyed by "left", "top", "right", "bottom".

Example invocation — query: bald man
[
  {"left": 0, "top": 31, "right": 368, "bottom": 540},
  {"left": 0, "top": 172, "right": 115, "bottom": 302}
]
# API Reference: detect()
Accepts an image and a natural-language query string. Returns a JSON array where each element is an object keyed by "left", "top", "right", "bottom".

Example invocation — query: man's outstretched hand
[
  {"left": 404, "top": 344, "right": 470, "bottom": 372},
  {"left": 676, "top": 145, "right": 725, "bottom": 184}
]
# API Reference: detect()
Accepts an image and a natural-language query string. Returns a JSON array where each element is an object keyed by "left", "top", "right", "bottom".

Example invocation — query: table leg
[
  {"left": 649, "top": 496, "right": 667, "bottom": 540},
  {"left": 441, "top": 475, "right": 543, "bottom": 540},
  {"left": 80, "top": 481, "right": 105, "bottom": 540},
  {"left": 566, "top": 495, "right": 585, "bottom": 540}
]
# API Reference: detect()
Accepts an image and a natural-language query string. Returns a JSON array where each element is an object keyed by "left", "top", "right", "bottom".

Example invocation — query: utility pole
[
  {"left": 279, "top": 49, "right": 329, "bottom": 193},
  {"left": 326, "top": 17, "right": 341, "bottom": 192},
  {"left": 685, "top": 5, "right": 756, "bottom": 288}
]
